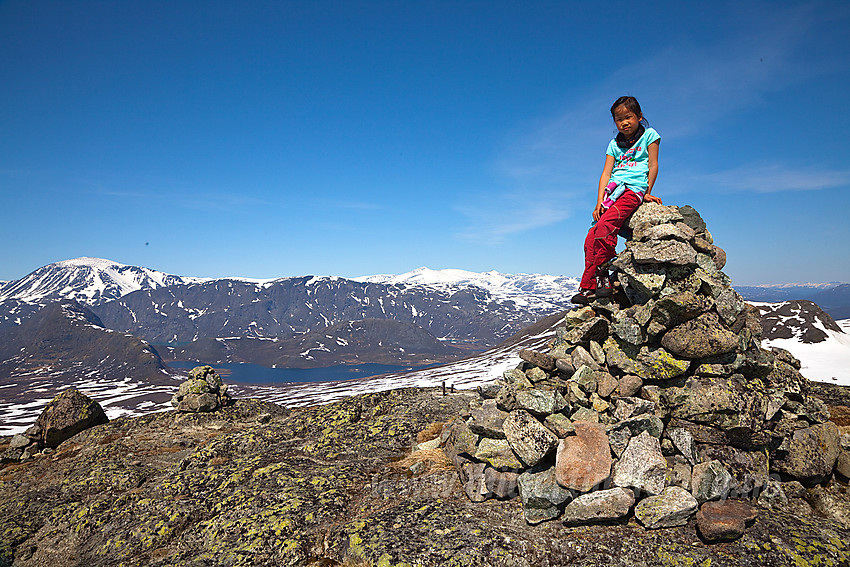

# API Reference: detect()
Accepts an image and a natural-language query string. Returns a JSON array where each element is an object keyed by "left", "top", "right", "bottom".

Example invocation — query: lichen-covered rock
[
  {"left": 612, "top": 431, "right": 668, "bottom": 496},
  {"left": 517, "top": 465, "right": 574, "bottom": 524},
  {"left": 514, "top": 388, "right": 567, "bottom": 417},
  {"left": 519, "top": 348, "right": 557, "bottom": 371},
  {"left": 648, "top": 291, "right": 713, "bottom": 334},
  {"left": 667, "top": 427, "right": 698, "bottom": 465},
  {"left": 563, "top": 316, "right": 610, "bottom": 345},
  {"left": 34, "top": 387, "right": 109, "bottom": 449},
  {"left": 484, "top": 467, "right": 519, "bottom": 500},
  {"left": 627, "top": 202, "right": 685, "bottom": 232},
  {"left": 606, "top": 414, "right": 665, "bottom": 458},
  {"left": 442, "top": 417, "right": 479, "bottom": 461},
  {"left": 660, "top": 311, "right": 739, "bottom": 359},
  {"left": 771, "top": 421, "right": 840, "bottom": 482},
  {"left": 562, "top": 487, "right": 636, "bottom": 526},
  {"left": 691, "top": 460, "right": 733, "bottom": 504},
  {"left": 612, "top": 397, "right": 655, "bottom": 421},
  {"left": 635, "top": 486, "right": 698, "bottom": 529},
  {"left": 629, "top": 239, "right": 698, "bottom": 266},
  {"left": 664, "top": 377, "right": 768, "bottom": 446},
  {"left": 503, "top": 409, "right": 558, "bottom": 467},
  {"left": 474, "top": 438, "right": 523, "bottom": 470},
  {"left": 698, "top": 444, "right": 769, "bottom": 495},
  {"left": 615, "top": 374, "right": 643, "bottom": 397},
  {"left": 468, "top": 399, "right": 508, "bottom": 438}
]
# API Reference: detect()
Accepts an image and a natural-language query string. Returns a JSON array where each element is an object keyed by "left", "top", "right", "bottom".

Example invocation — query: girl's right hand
[{"left": 593, "top": 203, "right": 605, "bottom": 222}]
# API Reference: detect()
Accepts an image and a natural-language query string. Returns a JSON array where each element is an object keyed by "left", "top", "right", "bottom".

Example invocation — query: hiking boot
[
  {"left": 595, "top": 265, "right": 613, "bottom": 298},
  {"left": 570, "top": 288, "right": 596, "bottom": 305}
]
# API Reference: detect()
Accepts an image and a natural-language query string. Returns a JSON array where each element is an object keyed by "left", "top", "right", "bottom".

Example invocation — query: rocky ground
[{"left": 1, "top": 385, "right": 849, "bottom": 567}]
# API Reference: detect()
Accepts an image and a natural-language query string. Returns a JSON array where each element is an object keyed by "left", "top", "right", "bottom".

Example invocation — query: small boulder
[
  {"left": 635, "top": 486, "right": 698, "bottom": 529},
  {"left": 518, "top": 466, "right": 574, "bottom": 524},
  {"left": 612, "top": 397, "right": 655, "bottom": 421},
  {"left": 519, "top": 349, "right": 557, "bottom": 371},
  {"left": 34, "top": 388, "right": 109, "bottom": 449},
  {"left": 555, "top": 422, "right": 612, "bottom": 492},
  {"left": 562, "top": 487, "right": 635, "bottom": 526},
  {"left": 696, "top": 500, "right": 758, "bottom": 542},
  {"left": 468, "top": 399, "right": 508, "bottom": 438},
  {"left": 612, "top": 431, "right": 668, "bottom": 496},
  {"left": 484, "top": 468, "right": 519, "bottom": 500},
  {"left": 616, "top": 375, "right": 643, "bottom": 397},
  {"left": 503, "top": 410, "right": 559, "bottom": 468},
  {"left": 691, "top": 460, "right": 732, "bottom": 504},
  {"left": 660, "top": 312, "right": 739, "bottom": 359},
  {"left": 474, "top": 438, "right": 523, "bottom": 470},
  {"left": 771, "top": 421, "right": 840, "bottom": 482}
]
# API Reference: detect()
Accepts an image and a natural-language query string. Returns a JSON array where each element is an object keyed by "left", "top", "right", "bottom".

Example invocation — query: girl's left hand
[{"left": 644, "top": 194, "right": 663, "bottom": 205}]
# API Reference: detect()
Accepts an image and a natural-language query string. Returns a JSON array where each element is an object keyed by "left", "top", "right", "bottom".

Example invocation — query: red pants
[{"left": 580, "top": 190, "right": 643, "bottom": 290}]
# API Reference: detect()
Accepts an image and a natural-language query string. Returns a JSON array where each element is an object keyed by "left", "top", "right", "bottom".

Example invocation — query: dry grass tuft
[
  {"left": 416, "top": 421, "right": 446, "bottom": 444},
  {"left": 828, "top": 405, "right": 850, "bottom": 426},
  {"left": 389, "top": 448, "right": 454, "bottom": 475}
]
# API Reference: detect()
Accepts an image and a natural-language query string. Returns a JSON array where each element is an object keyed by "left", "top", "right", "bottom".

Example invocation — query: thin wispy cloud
[
  {"left": 454, "top": 189, "right": 575, "bottom": 243},
  {"left": 683, "top": 163, "right": 850, "bottom": 194},
  {"left": 455, "top": 2, "right": 842, "bottom": 241}
]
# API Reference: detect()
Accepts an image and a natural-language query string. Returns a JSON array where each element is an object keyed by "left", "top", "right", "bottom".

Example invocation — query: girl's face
[{"left": 613, "top": 104, "right": 642, "bottom": 138}]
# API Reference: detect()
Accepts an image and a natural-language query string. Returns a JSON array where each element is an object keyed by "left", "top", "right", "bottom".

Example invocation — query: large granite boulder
[{"left": 34, "top": 388, "right": 109, "bottom": 449}]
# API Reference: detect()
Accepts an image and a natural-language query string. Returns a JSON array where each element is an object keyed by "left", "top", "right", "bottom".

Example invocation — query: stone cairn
[
  {"left": 171, "top": 365, "right": 231, "bottom": 413},
  {"left": 441, "top": 203, "right": 845, "bottom": 541}
]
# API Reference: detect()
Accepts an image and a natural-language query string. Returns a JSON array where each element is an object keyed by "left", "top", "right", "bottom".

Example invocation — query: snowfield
[{"left": 761, "top": 318, "right": 850, "bottom": 386}]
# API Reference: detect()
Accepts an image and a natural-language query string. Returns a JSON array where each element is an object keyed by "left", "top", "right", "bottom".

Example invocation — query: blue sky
[{"left": 1, "top": 0, "right": 849, "bottom": 285}]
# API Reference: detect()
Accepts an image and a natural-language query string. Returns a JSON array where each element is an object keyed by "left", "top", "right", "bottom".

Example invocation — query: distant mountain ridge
[
  {"left": 0, "top": 258, "right": 581, "bottom": 349},
  {"left": 0, "top": 257, "right": 207, "bottom": 305}
]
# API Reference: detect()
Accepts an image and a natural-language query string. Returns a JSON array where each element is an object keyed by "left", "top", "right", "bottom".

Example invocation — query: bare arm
[
  {"left": 595, "top": 154, "right": 616, "bottom": 221},
  {"left": 644, "top": 140, "right": 662, "bottom": 204}
]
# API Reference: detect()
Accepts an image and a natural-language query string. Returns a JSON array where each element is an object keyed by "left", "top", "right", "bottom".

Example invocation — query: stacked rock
[
  {"left": 443, "top": 204, "right": 843, "bottom": 540},
  {"left": 171, "top": 365, "right": 231, "bottom": 413}
]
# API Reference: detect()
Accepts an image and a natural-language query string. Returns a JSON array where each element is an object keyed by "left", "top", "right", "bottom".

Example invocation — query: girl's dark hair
[{"left": 611, "top": 96, "right": 649, "bottom": 126}]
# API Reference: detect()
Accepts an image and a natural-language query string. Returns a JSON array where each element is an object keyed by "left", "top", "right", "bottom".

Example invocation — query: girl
[{"left": 571, "top": 96, "right": 661, "bottom": 305}]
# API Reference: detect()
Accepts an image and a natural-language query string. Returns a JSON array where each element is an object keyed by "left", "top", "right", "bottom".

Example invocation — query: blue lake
[{"left": 167, "top": 361, "right": 431, "bottom": 385}]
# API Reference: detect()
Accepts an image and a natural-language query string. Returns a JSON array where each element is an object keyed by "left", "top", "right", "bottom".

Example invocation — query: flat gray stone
[
  {"left": 562, "top": 487, "right": 635, "bottom": 526},
  {"left": 612, "top": 431, "right": 668, "bottom": 496},
  {"left": 518, "top": 466, "right": 574, "bottom": 524},
  {"left": 503, "top": 409, "right": 559, "bottom": 468},
  {"left": 635, "top": 486, "right": 698, "bottom": 529},
  {"left": 691, "top": 460, "right": 732, "bottom": 504}
]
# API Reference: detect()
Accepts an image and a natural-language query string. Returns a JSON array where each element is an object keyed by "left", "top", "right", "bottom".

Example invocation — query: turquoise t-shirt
[{"left": 606, "top": 127, "right": 660, "bottom": 191}]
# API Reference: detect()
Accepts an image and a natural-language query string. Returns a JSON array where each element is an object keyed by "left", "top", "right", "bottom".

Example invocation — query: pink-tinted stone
[
  {"left": 696, "top": 499, "right": 758, "bottom": 542},
  {"left": 555, "top": 421, "right": 612, "bottom": 492}
]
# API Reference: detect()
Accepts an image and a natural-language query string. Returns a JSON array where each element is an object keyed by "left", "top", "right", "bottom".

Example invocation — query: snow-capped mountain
[
  {"left": 756, "top": 301, "right": 850, "bottom": 385},
  {"left": 356, "top": 267, "right": 579, "bottom": 312},
  {"left": 0, "top": 258, "right": 580, "bottom": 348},
  {"left": 91, "top": 274, "right": 574, "bottom": 348},
  {"left": 0, "top": 300, "right": 178, "bottom": 435},
  {"left": 0, "top": 257, "right": 208, "bottom": 305}
]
